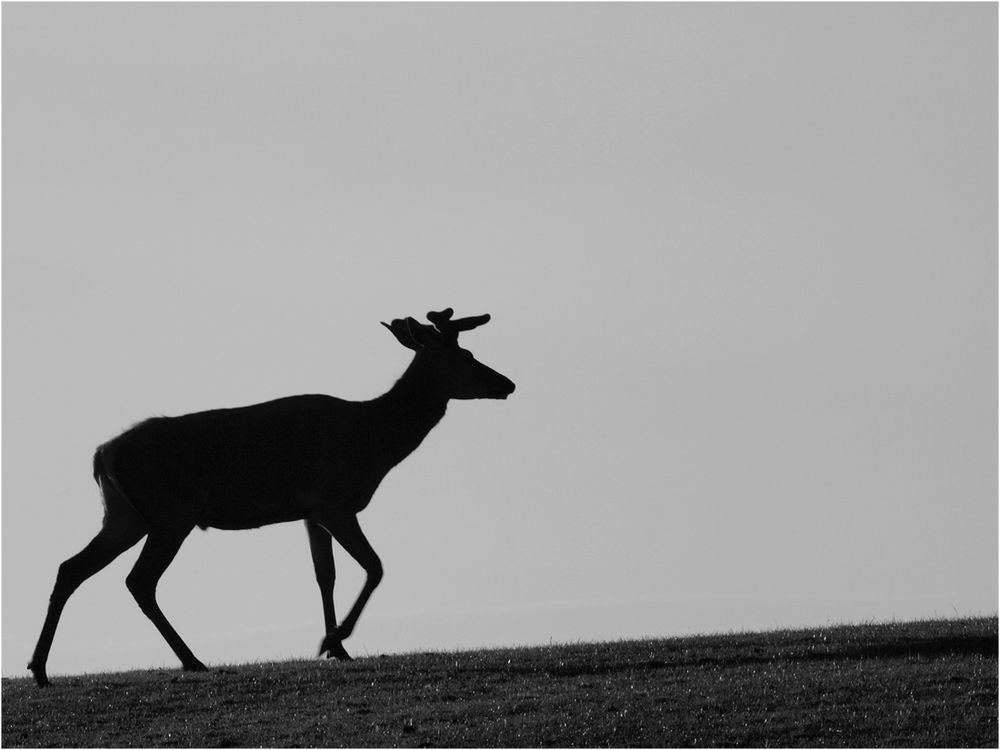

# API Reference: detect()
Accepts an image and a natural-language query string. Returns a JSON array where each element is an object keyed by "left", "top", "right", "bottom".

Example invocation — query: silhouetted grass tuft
[{"left": 3, "top": 616, "right": 996, "bottom": 747}]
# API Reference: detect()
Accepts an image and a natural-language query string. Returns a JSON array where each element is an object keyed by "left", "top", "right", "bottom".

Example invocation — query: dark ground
[{"left": 3, "top": 616, "right": 996, "bottom": 747}]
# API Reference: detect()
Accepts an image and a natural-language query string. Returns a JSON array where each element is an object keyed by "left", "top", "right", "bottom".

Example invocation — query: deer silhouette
[{"left": 28, "top": 308, "right": 515, "bottom": 687}]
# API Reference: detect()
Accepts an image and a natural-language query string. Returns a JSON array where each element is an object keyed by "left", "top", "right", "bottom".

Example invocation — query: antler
[
  {"left": 382, "top": 308, "right": 492, "bottom": 350},
  {"left": 426, "top": 308, "right": 491, "bottom": 344}
]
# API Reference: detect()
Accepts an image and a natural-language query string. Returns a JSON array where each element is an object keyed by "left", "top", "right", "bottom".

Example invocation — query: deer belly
[{"left": 196, "top": 493, "right": 305, "bottom": 530}]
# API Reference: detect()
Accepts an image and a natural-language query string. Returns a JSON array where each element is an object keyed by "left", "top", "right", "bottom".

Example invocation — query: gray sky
[{"left": 3, "top": 3, "right": 996, "bottom": 678}]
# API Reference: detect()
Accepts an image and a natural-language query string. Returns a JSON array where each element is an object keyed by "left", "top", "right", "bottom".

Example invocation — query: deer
[{"left": 28, "top": 308, "right": 515, "bottom": 687}]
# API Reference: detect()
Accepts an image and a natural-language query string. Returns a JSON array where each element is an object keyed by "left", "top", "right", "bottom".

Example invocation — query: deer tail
[{"left": 92, "top": 447, "right": 104, "bottom": 486}]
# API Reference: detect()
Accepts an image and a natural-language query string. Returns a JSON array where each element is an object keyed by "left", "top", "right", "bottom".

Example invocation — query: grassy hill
[{"left": 3, "top": 616, "right": 996, "bottom": 747}]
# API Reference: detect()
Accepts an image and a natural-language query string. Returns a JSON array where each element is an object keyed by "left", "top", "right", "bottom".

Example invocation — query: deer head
[{"left": 382, "top": 308, "right": 516, "bottom": 400}]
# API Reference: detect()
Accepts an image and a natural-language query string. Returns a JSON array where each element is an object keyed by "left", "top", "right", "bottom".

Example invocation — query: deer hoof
[
  {"left": 28, "top": 661, "right": 49, "bottom": 688},
  {"left": 183, "top": 660, "right": 208, "bottom": 673},
  {"left": 318, "top": 635, "right": 352, "bottom": 661},
  {"left": 329, "top": 642, "right": 352, "bottom": 661}
]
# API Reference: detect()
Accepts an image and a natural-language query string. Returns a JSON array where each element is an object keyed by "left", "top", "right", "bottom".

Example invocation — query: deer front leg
[
  {"left": 319, "top": 513, "right": 383, "bottom": 652},
  {"left": 305, "top": 520, "right": 351, "bottom": 660}
]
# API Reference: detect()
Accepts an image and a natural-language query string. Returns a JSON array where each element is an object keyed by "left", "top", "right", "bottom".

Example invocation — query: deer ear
[
  {"left": 382, "top": 320, "right": 426, "bottom": 351},
  {"left": 404, "top": 317, "right": 442, "bottom": 349}
]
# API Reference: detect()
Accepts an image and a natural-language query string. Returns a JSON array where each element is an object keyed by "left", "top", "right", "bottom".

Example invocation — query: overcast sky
[{"left": 3, "top": 3, "right": 996, "bottom": 679}]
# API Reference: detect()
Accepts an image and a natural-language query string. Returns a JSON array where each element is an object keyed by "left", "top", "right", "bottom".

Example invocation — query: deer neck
[{"left": 369, "top": 355, "right": 448, "bottom": 467}]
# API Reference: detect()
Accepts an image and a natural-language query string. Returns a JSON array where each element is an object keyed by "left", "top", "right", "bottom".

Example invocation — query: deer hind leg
[
  {"left": 29, "top": 488, "right": 148, "bottom": 687},
  {"left": 305, "top": 520, "right": 351, "bottom": 660},
  {"left": 125, "top": 525, "right": 206, "bottom": 673},
  {"left": 317, "top": 513, "right": 382, "bottom": 656}
]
